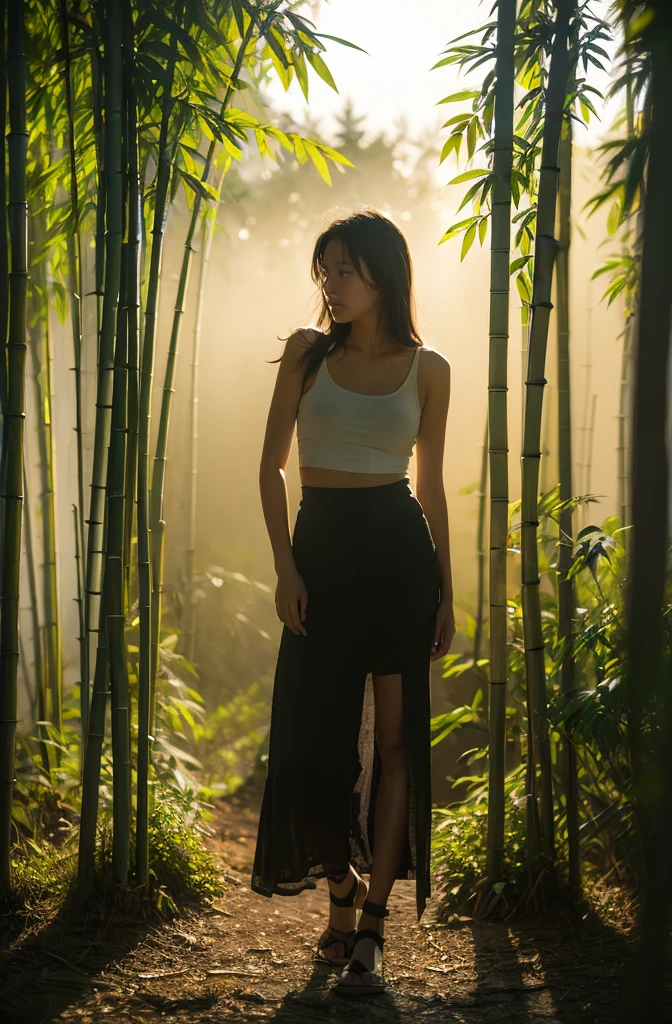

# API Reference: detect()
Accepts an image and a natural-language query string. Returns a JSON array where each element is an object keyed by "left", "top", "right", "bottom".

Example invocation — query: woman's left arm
[{"left": 414, "top": 349, "right": 455, "bottom": 660}]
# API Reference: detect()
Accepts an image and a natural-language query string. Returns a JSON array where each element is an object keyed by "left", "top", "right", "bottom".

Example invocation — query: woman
[{"left": 251, "top": 209, "right": 455, "bottom": 997}]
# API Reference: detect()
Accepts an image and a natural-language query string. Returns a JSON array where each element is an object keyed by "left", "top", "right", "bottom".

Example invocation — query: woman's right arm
[{"left": 259, "top": 330, "right": 312, "bottom": 637}]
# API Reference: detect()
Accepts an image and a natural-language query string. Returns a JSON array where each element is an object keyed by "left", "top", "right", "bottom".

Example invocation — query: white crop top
[{"left": 296, "top": 346, "right": 422, "bottom": 474}]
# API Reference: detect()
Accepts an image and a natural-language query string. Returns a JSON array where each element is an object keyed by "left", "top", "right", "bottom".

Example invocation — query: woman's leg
[{"left": 358, "top": 670, "right": 408, "bottom": 937}]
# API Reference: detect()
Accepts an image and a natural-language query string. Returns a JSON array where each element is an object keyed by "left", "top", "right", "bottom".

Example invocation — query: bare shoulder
[
  {"left": 289, "top": 325, "right": 324, "bottom": 349},
  {"left": 282, "top": 326, "right": 324, "bottom": 368},
  {"left": 419, "top": 345, "right": 451, "bottom": 381}
]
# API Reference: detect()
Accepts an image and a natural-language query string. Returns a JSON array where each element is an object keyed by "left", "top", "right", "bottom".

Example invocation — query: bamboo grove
[
  {"left": 0, "top": 0, "right": 670, "bottom": 1009},
  {"left": 434, "top": 0, "right": 672, "bottom": 1010},
  {"left": 0, "top": 0, "right": 357, "bottom": 898}
]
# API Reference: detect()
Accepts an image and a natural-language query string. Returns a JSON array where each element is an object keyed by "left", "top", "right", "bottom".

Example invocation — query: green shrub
[{"left": 431, "top": 767, "right": 528, "bottom": 916}]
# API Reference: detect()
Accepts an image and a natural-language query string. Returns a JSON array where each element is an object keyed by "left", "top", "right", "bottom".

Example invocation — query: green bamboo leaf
[
  {"left": 304, "top": 139, "right": 331, "bottom": 184},
  {"left": 441, "top": 113, "right": 472, "bottom": 128},
  {"left": 231, "top": 0, "right": 245, "bottom": 36},
  {"left": 439, "top": 133, "right": 461, "bottom": 164},
  {"left": 224, "top": 108, "right": 261, "bottom": 130},
  {"left": 457, "top": 178, "right": 488, "bottom": 214},
  {"left": 448, "top": 168, "right": 490, "bottom": 185},
  {"left": 264, "top": 38, "right": 292, "bottom": 90},
  {"left": 606, "top": 201, "right": 621, "bottom": 237},
  {"left": 436, "top": 89, "right": 480, "bottom": 105},
  {"left": 179, "top": 169, "right": 219, "bottom": 202},
  {"left": 460, "top": 222, "right": 477, "bottom": 261},
  {"left": 284, "top": 11, "right": 322, "bottom": 48},
  {"left": 220, "top": 135, "right": 244, "bottom": 160},
  {"left": 313, "top": 32, "right": 369, "bottom": 54},
  {"left": 144, "top": 9, "right": 207, "bottom": 73},
  {"left": 197, "top": 113, "right": 219, "bottom": 143},
  {"left": 439, "top": 216, "right": 478, "bottom": 244},
  {"left": 312, "top": 142, "right": 354, "bottom": 167},
  {"left": 510, "top": 255, "right": 531, "bottom": 273},
  {"left": 605, "top": 280, "right": 626, "bottom": 306},
  {"left": 431, "top": 52, "right": 463, "bottom": 68},
  {"left": 263, "top": 125, "right": 294, "bottom": 153},
  {"left": 290, "top": 134, "right": 309, "bottom": 164},
  {"left": 516, "top": 272, "right": 531, "bottom": 303},
  {"left": 264, "top": 24, "right": 290, "bottom": 67},
  {"left": 430, "top": 55, "right": 462, "bottom": 71},
  {"left": 478, "top": 217, "right": 488, "bottom": 245},
  {"left": 293, "top": 49, "right": 309, "bottom": 101},
  {"left": 254, "top": 128, "right": 274, "bottom": 161},
  {"left": 466, "top": 116, "right": 478, "bottom": 158},
  {"left": 306, "top": 49, "right": 338, "bottom": 92}
]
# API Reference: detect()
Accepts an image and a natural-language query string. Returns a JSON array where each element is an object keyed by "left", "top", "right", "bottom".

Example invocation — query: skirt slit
[{"left": 250, "top": 477, "right": 441, "bottom": 922}]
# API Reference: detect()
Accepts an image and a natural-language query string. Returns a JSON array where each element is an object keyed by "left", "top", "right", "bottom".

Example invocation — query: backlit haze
[{"left": 46, "top": 0, "right": 625, "bottom": 708}]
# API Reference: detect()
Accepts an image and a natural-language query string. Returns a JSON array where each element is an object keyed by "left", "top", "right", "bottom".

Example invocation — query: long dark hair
[{"left": 268, "top": 208, "right": 423, "bottom": 385}]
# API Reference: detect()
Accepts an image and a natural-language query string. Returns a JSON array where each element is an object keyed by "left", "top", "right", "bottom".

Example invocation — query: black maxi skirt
[{"left": 250, "top": 477, "right": 442, "bottom": 921}]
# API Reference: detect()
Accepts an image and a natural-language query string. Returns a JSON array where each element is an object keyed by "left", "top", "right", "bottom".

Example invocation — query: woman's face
[{"left": 320, "top": 238, "right": 382, "bottom": 325}]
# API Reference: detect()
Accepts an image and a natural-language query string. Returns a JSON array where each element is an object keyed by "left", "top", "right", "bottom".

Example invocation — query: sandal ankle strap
[
  {"left": 329, "top": 873, "right": 359, "bottom": 907},
  {"left": 353, "top": 927, "right": 385, "bottom": 950},
  {"left": 361, "top": 898, "right": 389, "bottom": 918}
]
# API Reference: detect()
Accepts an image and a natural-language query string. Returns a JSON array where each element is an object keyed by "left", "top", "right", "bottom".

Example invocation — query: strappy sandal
[
  {"left": 335, "top": 898, "right": 389, "bottom": 997},
  {"left": 316, "top": 866, "right": 368, "bottom": 966}
]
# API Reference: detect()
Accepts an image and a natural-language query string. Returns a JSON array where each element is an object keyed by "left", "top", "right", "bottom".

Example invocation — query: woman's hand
[
  {"left": 431, "top": 599, "right": 455, "bottom": 661},
  {"left": 275, "top": 567, "right": 308, "bottom": 636}
]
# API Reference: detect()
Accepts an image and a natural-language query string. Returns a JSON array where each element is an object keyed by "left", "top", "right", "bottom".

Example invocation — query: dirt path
[{"left": 1, "top": 788, "right": 641, "bottom": 1023}]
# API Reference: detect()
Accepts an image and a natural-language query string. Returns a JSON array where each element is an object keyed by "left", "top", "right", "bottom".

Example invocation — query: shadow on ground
[
  {"left": 1, "top": 785, "right": 665, "bottom": 1024},
  {"left": 0, "top": 895, "right": 155, "bottom": 1024}
]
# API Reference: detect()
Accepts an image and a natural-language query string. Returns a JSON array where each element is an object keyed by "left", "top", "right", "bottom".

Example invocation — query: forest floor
[{"left": 0, "top": 784, "right": 649, "bottom": 1024}]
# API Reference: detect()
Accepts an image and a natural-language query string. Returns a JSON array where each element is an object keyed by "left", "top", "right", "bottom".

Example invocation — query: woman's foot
[
  {"left": 316, "top": 865, "right": 368, "bottom": 966},
  {"left": 336, "top": 900, "right": 388, "bottom": 996}
]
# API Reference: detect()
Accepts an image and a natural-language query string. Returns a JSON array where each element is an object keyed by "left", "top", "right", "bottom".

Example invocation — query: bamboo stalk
[
  {"left": 102, "top": 0, "right": 130, "bottom": 885},
  {"left": 77, "top": 573, "right": 110, "bottom": 894},
  {"left": 616, "top": 317, "right": 631, "bottom": 531},
  {"left": 58, "top": 0, "right": 89, "bottom": 744},
  {"left": 136, "top": 1, "right": 184, "bottom": 886},
  {"left": 90, "top": 5, "right": 105, "bottom": 341},
  {"left": 584, "top": 393, "right": 597, "bottom": 502},
  {"left": 78, "top": 0, "right": 126, "bottom": 890},
  {"left": 22, "top": 461, "right": 49, "bottom": 775},
  {"left": 122, "top": 48, "right": 139, "bottom": 612},
  {"left": 577, "top": 297, "right": 592, "bottom": 528},
  {"left": 81, "top": 0, "right": 107, "bottom": 735},
  {"left": 0, "top": 0, "right": 28, "bottom": 898},
  {"left": 520, "top": 0, "right": 576, "bottom": 873},
  {"left": 183, "top": 213, "right": 213, "bottom": 663},
  {"left": 28, "top": 217, "right": 62, "bottom": 750},
  {"left": 473, "top": 418, "right": 488, "bottom": 666},
  {"left": 72, "top": 501, "right": 86, "bottom": 758},
  {"left": 149, "top": 18, "right": 255, "bottom": 702},
  {"left": 485, "top": 0, "right": 515, "bottom": 884},
  {"left": 0, "top": 0, "right": 7, "bottom": 412},
  {"left": 625, "top": 6, "right": 672, "bottom": 1014},
  {"left": 556, "top": 112, "right": 580, "bottom": 896}
]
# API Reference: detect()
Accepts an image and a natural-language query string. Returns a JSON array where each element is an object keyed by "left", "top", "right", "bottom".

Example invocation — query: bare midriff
[{"left": 299, "top": 466, "right": 411, "bottom": 488}]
